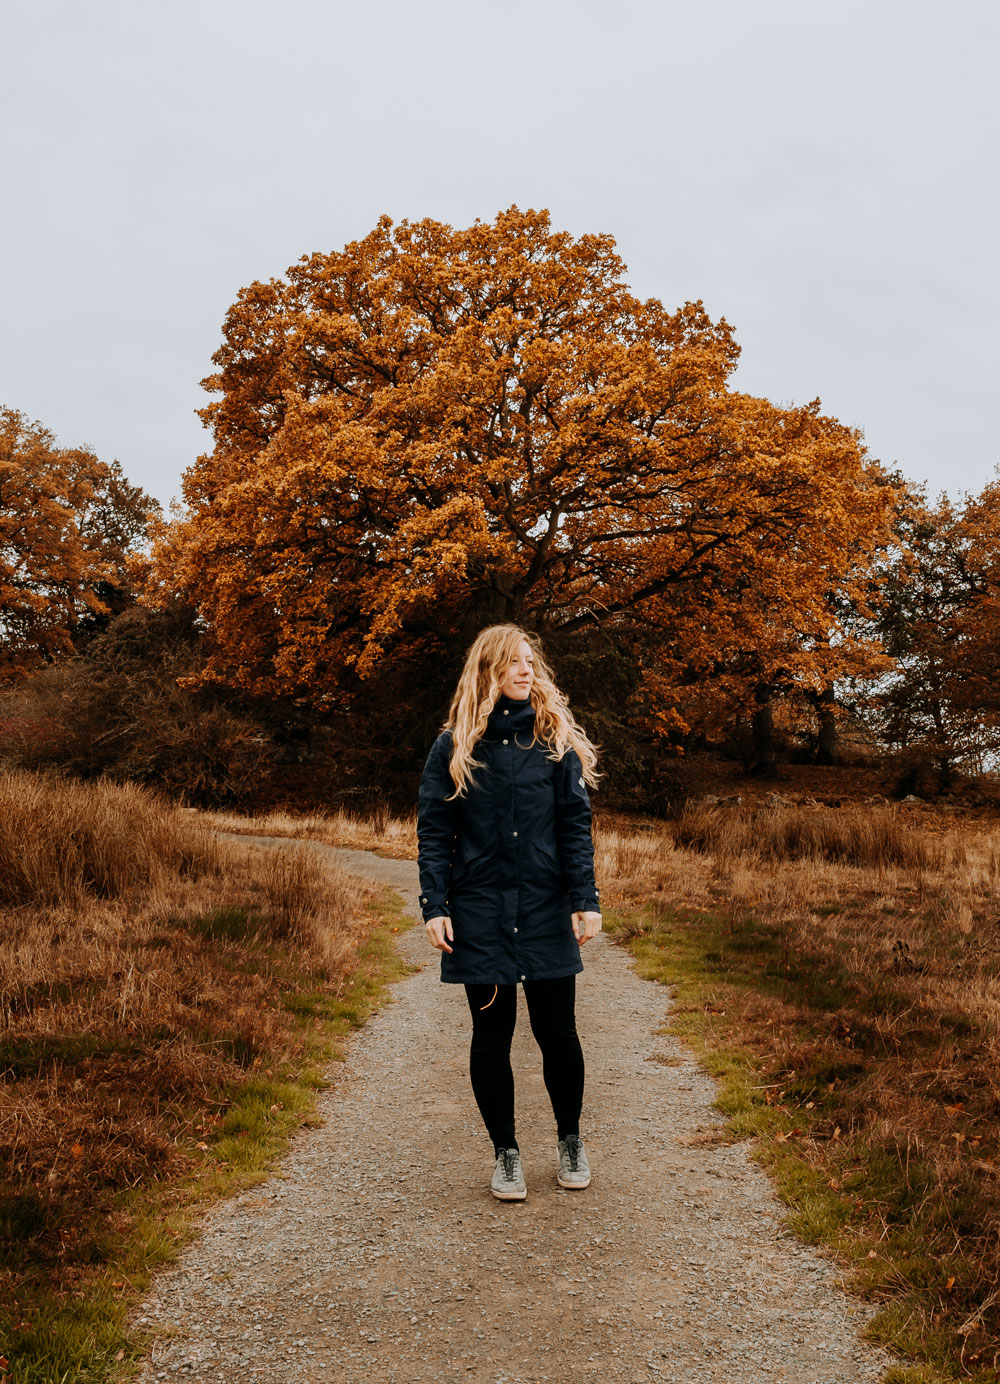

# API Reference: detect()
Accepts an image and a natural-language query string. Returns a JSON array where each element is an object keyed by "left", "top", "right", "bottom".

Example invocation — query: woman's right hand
[{"left": 425, "top": 915, "right": 454, "bottom": 953}]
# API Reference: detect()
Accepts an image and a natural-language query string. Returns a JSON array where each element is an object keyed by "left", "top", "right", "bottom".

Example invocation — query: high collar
[{"left": 484, "top": 692, "right": 536, "bottom": 740}]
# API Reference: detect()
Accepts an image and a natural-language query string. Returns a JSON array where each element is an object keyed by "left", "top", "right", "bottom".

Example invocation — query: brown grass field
[
  {"left": 6, "top": 770, "right": 1000, "bottom": 1382},
  {"left": 0, "top": 771, "right": 409, "bottom": 1384}
]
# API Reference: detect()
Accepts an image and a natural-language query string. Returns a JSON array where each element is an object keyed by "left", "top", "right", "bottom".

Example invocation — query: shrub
[{"left": 0, "top": 605, "right": 279, "bottom": 806}]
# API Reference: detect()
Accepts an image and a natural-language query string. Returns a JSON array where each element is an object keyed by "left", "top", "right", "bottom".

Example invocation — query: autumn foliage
[
  {"left": 862, "top": 478, "right": 1000, "bottom": 786},
  {"left": 0, "top": 407, "right": 157, "bottom": 681},
  {"left": 8, "top": 210, "right": 997, "bottom": 803},
  {"left": 145, "top": 207, "right": 901, "bottom": 757}
]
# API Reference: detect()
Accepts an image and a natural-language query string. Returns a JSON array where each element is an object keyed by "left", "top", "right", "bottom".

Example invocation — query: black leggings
[{"left": 464, "top": 975, "right": 584, "bottom": 1152}]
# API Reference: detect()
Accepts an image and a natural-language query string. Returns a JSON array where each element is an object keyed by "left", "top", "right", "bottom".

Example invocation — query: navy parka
[{"left": 416, "top": 692, "right": 600, "bottom": 985}]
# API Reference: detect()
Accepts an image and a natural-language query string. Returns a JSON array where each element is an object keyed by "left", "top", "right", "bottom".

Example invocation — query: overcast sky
[{"left": 2, "top": 0, "right": 997, "bottom": 510}]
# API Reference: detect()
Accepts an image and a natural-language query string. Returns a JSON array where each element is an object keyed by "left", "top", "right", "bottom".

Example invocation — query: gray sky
[{"left": 2, "top": 0, "right": 997, "bottom": 510}]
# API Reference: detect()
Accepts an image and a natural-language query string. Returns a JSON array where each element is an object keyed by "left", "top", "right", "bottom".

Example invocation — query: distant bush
[{"left": 0, "top": 605, "right": 280, "bottom": 806}]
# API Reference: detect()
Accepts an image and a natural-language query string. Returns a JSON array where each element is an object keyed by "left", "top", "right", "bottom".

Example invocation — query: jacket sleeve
[
  {"left": 416, "top": 731, "right": 458, "bottom": 922},
  {"left": 553, "top": 748, "right": 601, "bottom": 914}
]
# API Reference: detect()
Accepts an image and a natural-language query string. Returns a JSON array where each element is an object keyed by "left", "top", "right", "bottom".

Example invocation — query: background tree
[
  {"left": 146, "top": 208, "right": 899, "bottom": 794},
  {"left": 848, "top": 477, "right": 1000, "bottom": 792},
  {"left": 930, "top": 476, "right": 1000, "bottom": 775},
  {"left": 0, "top": 407, "right": 158, "bottom": 680}
]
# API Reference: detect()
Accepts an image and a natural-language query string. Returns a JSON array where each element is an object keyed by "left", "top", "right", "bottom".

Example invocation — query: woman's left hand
[{"left": 572, "top": 911, "right": 602, "bottom": 945}]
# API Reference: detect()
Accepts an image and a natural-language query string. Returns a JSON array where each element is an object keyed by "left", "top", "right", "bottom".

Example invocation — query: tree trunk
[
  {"left": 487, "top": 572, "right": 517, "bottom": 621},
  {"left": 928, "top": 676, "right": 952, "bottom": 790},
  {"left": 811, "top": 684, "right": 844, "bottom": 765},
  {"left": 749, "top": 685, "right": 779, "bottom": 779}
]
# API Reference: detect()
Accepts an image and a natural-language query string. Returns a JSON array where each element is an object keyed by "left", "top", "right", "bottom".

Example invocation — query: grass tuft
[{"left": 671, "top": 800, "right": 943, "bottom": 870}]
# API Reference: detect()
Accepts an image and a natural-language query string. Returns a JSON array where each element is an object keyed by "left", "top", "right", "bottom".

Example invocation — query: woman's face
[{"left": 498, "top": 640, "right": 535, "bottom": 700}]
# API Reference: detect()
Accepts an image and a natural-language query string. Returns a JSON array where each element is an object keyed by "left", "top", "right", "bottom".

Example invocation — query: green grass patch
[
  {"left": 0, "top": 890, "right": 414, "bottom": 1384},
  {"left": 0, "top": 1034, "right": 110, "bottom": 1079},
  {"left": 605, "top": 900, "right": 999, "bottom": 1384},
  {"left": 183, "top": 903, "right": 265, "bottom": 942}
]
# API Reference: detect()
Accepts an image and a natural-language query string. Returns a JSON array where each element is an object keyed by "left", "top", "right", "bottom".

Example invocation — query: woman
[{"left": 417, "top": 624, "right": 603, "bottom": 1201}]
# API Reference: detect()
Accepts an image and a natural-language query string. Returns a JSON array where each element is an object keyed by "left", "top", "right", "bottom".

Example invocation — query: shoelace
[
  {"left": 564, "top": 1136, "right": 581, "bottom": 1170},
  {"left": 500, "top": 1148, "right": 518, "bottom": 1182}
]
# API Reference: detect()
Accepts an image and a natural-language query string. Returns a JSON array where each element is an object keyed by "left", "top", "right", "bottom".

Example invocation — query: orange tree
[
  {"left": 146, "top": 208, "right": 899, "bottom": 791},
  {"left": 0, "top": 407, "right": 158, "bottom": 681}
]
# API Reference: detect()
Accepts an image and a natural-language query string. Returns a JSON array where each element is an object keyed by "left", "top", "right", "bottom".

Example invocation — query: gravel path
[{"left": 133, "top": 838, "right": 897, "bottom": 1383}]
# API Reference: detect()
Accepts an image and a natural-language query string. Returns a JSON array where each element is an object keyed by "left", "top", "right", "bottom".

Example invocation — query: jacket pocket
[
  {"left": 530, "top": 838, "right": 566, "bottom": 885},
  {"left": 451, "top": 841, "right": 492, "bottom": 887}
]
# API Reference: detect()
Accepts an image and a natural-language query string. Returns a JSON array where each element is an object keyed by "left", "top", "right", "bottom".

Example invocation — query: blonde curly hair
[{"left": 443, "top": 623, "right": 600, "bottom": 799}]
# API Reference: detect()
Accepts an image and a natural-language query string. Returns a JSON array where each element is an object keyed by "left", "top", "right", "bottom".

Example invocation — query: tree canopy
[
  {"left": 148, "top": 207, "right": 900, "bottom": 742},
  {"left": 859, "top": 478, "right": 1000, "bottom": 785},
  {"left": 0, "top": 407, "right": 158, "bottom": 681}
]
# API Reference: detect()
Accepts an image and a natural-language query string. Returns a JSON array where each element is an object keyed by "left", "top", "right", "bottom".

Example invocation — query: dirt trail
[{"left": 133, "top": 837, "right": 897, "bottom": 1383}]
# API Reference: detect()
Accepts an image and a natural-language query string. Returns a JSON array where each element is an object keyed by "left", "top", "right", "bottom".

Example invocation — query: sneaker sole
[
  {"left": 491, "top": 1186, "right": 527, "bottom": 1200},
  {"left": 557, "top": 1173, "right": 591, "bottom": 1189}
]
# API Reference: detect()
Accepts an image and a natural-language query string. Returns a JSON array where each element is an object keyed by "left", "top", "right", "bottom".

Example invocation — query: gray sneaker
[
  {"left": 491, "top": 1147, "right": 526, "bottom": 1200},
  {"left": 557, "top": 1134, "right": 591, "bottom": 1188}
]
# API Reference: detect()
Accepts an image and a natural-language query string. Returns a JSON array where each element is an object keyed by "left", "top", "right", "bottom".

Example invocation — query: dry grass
[
  {"left": 181, "top": 792, "right": 1000, "bottom": 1378},
  {"left": 198, "top": 804, "right": 419, "bottom": 858},
  {"left": 671, "top": 799, "right": 945, "bottom": 870},
  {"left": 0, "top": 770, "right": 214, "bottom": 908},
  {"left": 0, "top": 770, "right": 404, "bottom": 1383},
  {"left": 79, "top": 786, "right": 1000, "bottom": 1378},
  {"left": 593, "top": 801, "right": 1000, "bottom": 1381}
]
